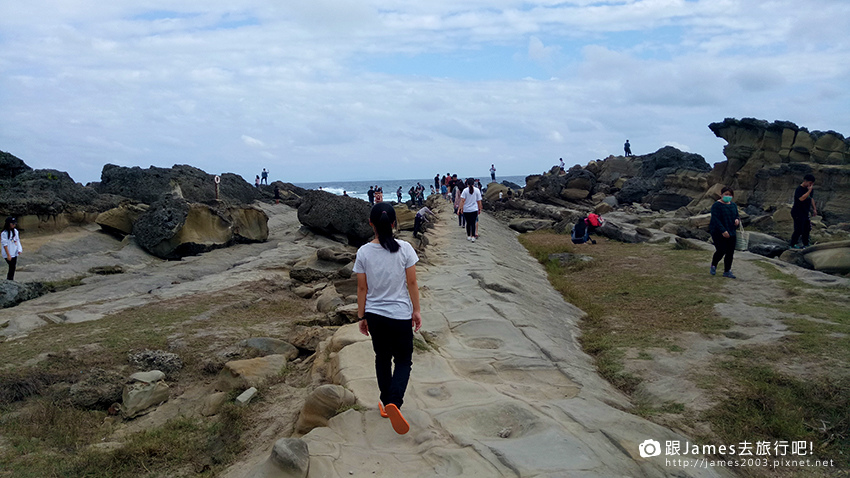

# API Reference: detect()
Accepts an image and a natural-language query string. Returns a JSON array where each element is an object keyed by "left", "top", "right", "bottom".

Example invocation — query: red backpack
[{"left": 586, "top": 213, "right": 602, "bottom": 227}]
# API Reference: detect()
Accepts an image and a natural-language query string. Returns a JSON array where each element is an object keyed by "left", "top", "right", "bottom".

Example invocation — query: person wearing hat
[
  {"left": 2, "top": 217, "right": 22, "bottom": 281},
  {"left": 354, "top": 203, "right": 421, "bottom": 435}
]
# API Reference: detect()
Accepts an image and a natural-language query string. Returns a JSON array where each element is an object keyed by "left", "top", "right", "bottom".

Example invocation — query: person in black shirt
[
  {"left": 789, "top": 174, "right": 817, "bottom": 249},
  {"left": 709, "top": 186, "right": 740, "bottom": 278},
  {"left": 367, "top": 186, "right": 375, "bottom": 206}
]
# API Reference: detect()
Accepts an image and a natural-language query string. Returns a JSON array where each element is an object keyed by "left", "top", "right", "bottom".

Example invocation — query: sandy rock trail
[{"left": 292, "top": 205, "right": 731, "bottom": 478}]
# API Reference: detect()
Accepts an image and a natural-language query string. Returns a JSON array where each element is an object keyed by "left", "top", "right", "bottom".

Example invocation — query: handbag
[{"left": 734, "top": 223, "right": 749, "bottom": 251}]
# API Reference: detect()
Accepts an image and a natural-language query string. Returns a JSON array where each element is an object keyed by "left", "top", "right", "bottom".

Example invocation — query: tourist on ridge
[
  {"left": 624, "top": 140, "right": 632, "bottom": 157},
  {"left": 368, "top": 186, "right": 375, "bottom": 206},
  {"left": 396, "top": 186, "right": 403, "bottom": 204},
  {"left": 559, "top": 158, "right": 565, "bottom": 171},
  {"left": 457, "top": 178, "right": 483, "bottom": 242},
  {"left": 434, "top": 174, "right": 440, "bottom": 192},
  {"left": 261, "top": 168, "right": 269, "bottom": 185},
  {"left": 375, "top": 187, "right": 384, "bottom": 203},
  {"left": 709, "top": 187, "right": 740, "bottom": 279},
  {"left": 273, "top": 186, "right": 281, "bottom": 204},
  {"left": 355, "top": 203, "right": 421, "bottom": 435},
  {"left": 790, "top": 174, "right": 817, "bottom": 249},
  {"left": 490, "top": 164, "right": 496, "bottom": 182},
  {"left": 430, "top": 185, "right": 435, "bottom": 196},
  {"left": 2, "top": 217, "right": 22, "bottom": 281},
  {"left": 255, "top": 175, "right": 260, "bottom": 187},
  {"left": 440, "top": 182, "right": 448, "bottom": 200},
  {"left": 343, "top": 190, "right": 348, "bottom": 197}
]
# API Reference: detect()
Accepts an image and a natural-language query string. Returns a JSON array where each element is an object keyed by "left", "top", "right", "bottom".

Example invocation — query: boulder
[
  {"left": 215, "top": 355, "right": 289, "bottom": 392},
  {"left": 248, "top": 438, "right": 310, "bottom": 478},
  {"left": 560, "top": 188, "right": 590, "bottom": 201},
  {"left": 596, "top": 221, "right": 652, "bottom": 243},
  {"left": 237, "top": 338, "right": 299, "bottom": 360},
  {"left": 133, "top": 194, "right": 269, "bottom": 259},
  {"left": 593, "top": 202, "right": 614, "bottom": 215},
  {"left": 315, "top": 289, "right": 344, "bottom": 313},
  {"left": 294, "top": 384, "right": 357, "bottom": 436},
  {"left": 484, "top": 183, "right": 510, "bottom": 203},
  {"left": 509, "top": 218, "right": 555, "bottom": 233},
  {"left": 96, "top": 204, "right": 149, "bottom": 236},
  {"left": 289, "top": 326, "right": 335, "bottom": 352},
  {"left": 69, "top": 369, "right": 124, "bottom": 410},
  {"left": 121, "top": 370, "right": 170, "bottom": 418},
  {"left": 128, "top": 349, "right": 183, "bottom": 378},
  {"left": 745, "top": 232, "right": 789, "bottom": 258},
  {"left": 297, "top": 190, "right": 373, "bottom": 246},
  {"left": 0, "top": 280, "right": 47, "bottom": 309},
  {"left": 803, "top": 240, "right": 850, "bottom": 273},
  {"left": 393, "top": 205, "right": 416, "bottom": 231}
]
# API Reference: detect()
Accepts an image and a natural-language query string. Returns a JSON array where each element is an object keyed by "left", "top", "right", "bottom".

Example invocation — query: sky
[{"left": 2, "top": 0, "right": 849, "bottom": 185}]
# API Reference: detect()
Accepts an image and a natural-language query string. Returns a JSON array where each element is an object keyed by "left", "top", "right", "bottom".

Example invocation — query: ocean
[{"left": 294, "top": 175, "right": 527, "bottom": 202}]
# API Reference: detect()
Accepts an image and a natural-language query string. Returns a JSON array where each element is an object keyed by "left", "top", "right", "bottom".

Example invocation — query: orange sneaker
[
  {"left": 378, "top": 401, "right": 388, "bottom": 418},
  {"left": 385, "top": 404, "right": 410, "bottom": 435}
]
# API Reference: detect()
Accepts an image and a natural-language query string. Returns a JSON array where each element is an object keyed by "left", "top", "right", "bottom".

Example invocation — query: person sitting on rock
[
  {"left": 413, "top": 206, "right": 435, "bottom": 238},
  {"left": 355, "top": 203, "right": 421, "bottom": 435},
  {"left": 571, "top": 214, "right": 604, "bottom": 245}
]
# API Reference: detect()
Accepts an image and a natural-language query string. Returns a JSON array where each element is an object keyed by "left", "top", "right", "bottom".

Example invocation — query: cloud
[
  {"left": 1, "top": 0, "right": 849, "bottom": 184},
  {"left": 241, "top": 135, "right": 266, "bottom": 148}
]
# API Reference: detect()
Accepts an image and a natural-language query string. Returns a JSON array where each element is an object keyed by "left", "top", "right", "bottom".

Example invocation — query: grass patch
[
  {"left": 413, "top": 337, "right": 431, "bottom": 352},
  {"left": 0, "top": 401, "right": 247, "bottom": 477},
  {"left": 706, "top": 355, "right": 849, "bottom": 468},
  {"left": 42, "top": 275, "right": 87, "bottom": 292},
  {"left": 519, "top": 231, "right": 729, "bottom": 394}
]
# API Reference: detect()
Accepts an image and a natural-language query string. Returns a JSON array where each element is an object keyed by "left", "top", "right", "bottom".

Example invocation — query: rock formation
[
  {"left": 691, "top": 118, "right": 850, "bottom": 222},
  {"left": 132, "top": 194, "right": 269, "bottom": 260},
  {"left": 297, "top": 190, "right": 373, "bottom": 246}
]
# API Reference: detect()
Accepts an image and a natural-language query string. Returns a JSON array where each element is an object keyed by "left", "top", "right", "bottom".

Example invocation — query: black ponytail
[
  {"left": 467, "top": 178, "right": 474, "bottom": 194},
  {"left": 369, "top": 203, "right": 399, "bottom": 253}
]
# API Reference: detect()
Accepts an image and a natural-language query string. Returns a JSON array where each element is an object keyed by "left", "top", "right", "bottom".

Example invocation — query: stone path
[{"left": 299, "top": 205, "right": 733, "bottom": 477}]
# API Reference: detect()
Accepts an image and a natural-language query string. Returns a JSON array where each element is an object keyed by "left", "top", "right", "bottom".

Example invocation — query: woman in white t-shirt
[
  {"left": 457, "top": 178, "right": 483, "bottom": 242},
  {"left": 354, "top": 203, "right": 421, "bottom": 435},
  {"left": 1, "top": 217, "right": 22, "bottom": 281}
]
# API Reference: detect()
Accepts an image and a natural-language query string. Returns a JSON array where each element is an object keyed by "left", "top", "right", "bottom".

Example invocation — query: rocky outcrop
[
  {"left": 96, "top": 203, "right": 150, "bottom": 236},
  {"left": 297, "top": 190, "right": 373, "bottom": 246},
  {"left": 294, "top": 384, "right": 356, "bottom": 436},
  {"left": 694, "top": 118, "right": 850, "bottom": 222},
  {"left": 121, "top": 370, "right": 170, "bottom": 418},
  {"left": 524, "top": 169, "right": 597, "bottom": 205},
  {"left": 95, "top": 164, "right": 264, "bottom": 206},
  {"left": 610, "top": 147, "right": 711, "bottom": 211},
  {"left": 0, "top": 151, "right": 122, "bottom": 232},
  {"left": 132, "top": 194, "right": 269, "bottom": 260}
]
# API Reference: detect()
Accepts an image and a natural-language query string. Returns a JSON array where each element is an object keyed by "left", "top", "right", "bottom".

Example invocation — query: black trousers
[
  {"left": 365, "top": 312, "right": 413, "bottom": 409},
  {"left": 711, "top": 233, "right": 735, "bottom": 273},
  {"left": 5, "top": 256, "right": 16, "bottom": 281},
  {"left": 790, "top": 214, "right": 811, "bottom": 247},
  {"left": 463, "top": 211, "right": 478, "bottom": 237}
]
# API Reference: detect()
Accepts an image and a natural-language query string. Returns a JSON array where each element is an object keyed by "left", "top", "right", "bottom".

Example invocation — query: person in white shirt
[
  {"left": 457, "top": 178, "right": 483, "bottom": 242},
  {"left": 2, "top": 217, "right": 23, "bottom": 281},
  {"left": 354, "top": 203, "right": 421, "bottom": 435}
]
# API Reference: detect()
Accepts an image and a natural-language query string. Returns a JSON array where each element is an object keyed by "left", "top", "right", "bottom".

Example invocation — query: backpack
[{"left": 586, "top": 213, "right": 601, "bottom": 227}]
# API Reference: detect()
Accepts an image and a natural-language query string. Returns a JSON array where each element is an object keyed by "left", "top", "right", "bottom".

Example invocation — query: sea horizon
[{"left": 293, "top": 175, "right": 527, "bottom": 202}]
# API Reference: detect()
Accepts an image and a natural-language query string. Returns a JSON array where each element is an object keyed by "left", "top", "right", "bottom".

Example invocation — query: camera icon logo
[{"left": 638, "top": 439, "right": 662, "bottom": 458}]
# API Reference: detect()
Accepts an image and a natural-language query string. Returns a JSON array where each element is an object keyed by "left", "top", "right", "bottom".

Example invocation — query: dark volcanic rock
[
  {"left": 0, "top": 280, "right": 47, "bottom": 308},
  {"left": 133, "top": 194, "right": 192, "bottom": 258},
  {"left": 132, "top": 194, "right": 269, "bottom": 259},
  {"left": 0, "top": 150, "right": 32, "bottom": 179},
  {"left": 297, "top": 190, "right": 373, "bottom": 246},
  {"left": 524, "top": 169, "right": 597, "bottom": 205},
  {"left": 96, "top": 164, "right": 264, "bottom": 206},
  {"left": 0, "top": 167, "right": 120, "bottom": 218}
]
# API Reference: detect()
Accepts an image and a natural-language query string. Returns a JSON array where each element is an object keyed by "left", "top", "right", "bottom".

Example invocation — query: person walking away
[
  {"left": 368, "top": 186, "right": 375, "bottom": 206},
  {"left": 457, "top": 178, "right": 483, "bottom": 242},
  {"left": 624, "top": 140, "right": 632, "bottom": 157},
  {"left": 453, "top": 182, "right": 465, "bottom": 228},
  {"left": 2, "top": 217, "right": 22, "bottom": 281},
  {"left": 490, "top": 164, "right": 496, "bottom": 182},
  {"left": 355, "top": 203, "right": 421, "bottom": 435},
  {"left": 396, "top": 186, "right": 403, "bottom": 204},
  {"left": 440, "top": 182, "right": 448, "bottom": 200},
  {"left": 790, "top": 174, "right": 817, "bottom": 249},
  {"left": 434, "top": 174, "right": 440, "bottom": 193},
  {"left": 709, "top": 187, "right": 740, "bottom": 278},
  {"left": 261, "top": 168, "right": 269, "bottom": 185}
]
